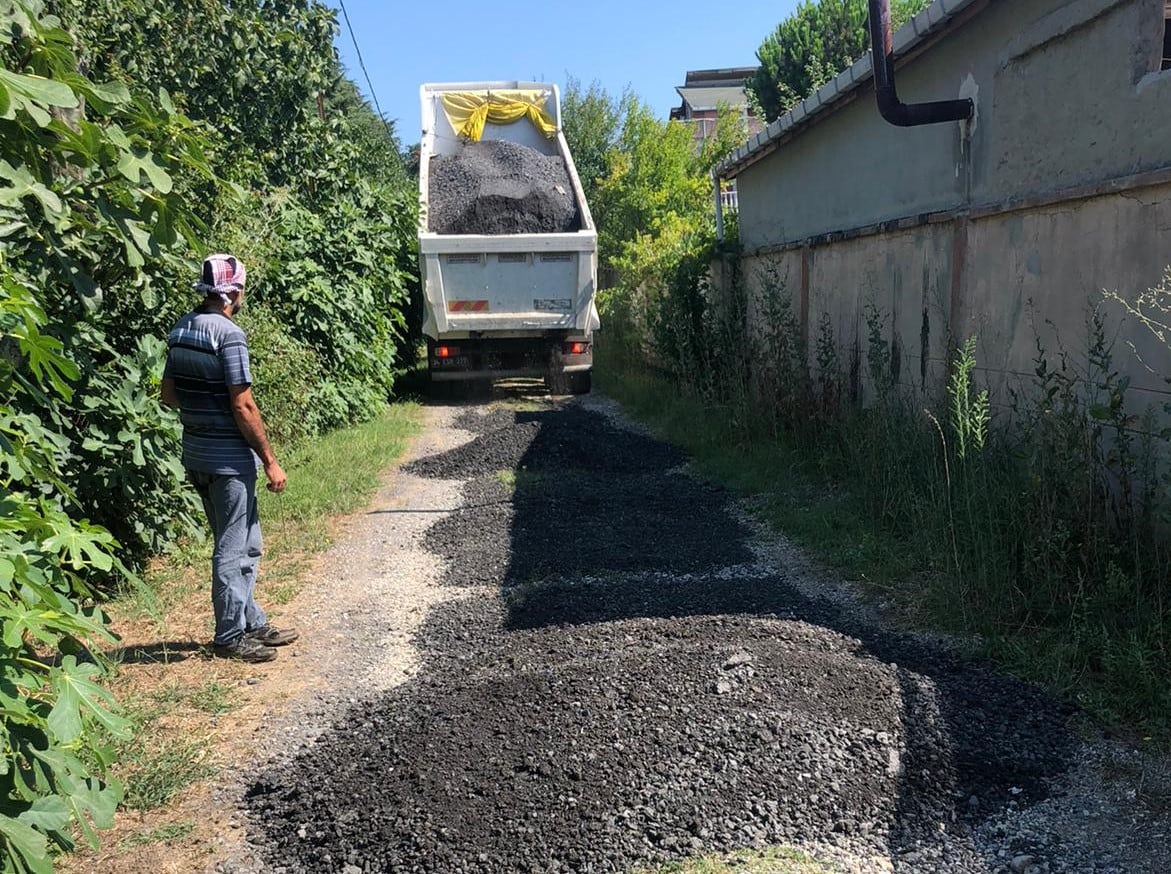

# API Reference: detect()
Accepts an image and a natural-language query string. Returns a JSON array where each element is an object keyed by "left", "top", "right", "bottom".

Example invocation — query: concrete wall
[
  {"left": 732, "top": 0, "right": 1171, "bottom": 413},
  {"left": 739, "top": 180, "right": 1171, "bottom": 411},
  {"left": 737, "top": 0, "right": 1171, "bottom": 250}
]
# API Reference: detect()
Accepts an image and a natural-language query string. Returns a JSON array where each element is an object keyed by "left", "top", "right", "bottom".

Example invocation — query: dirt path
[
  {"left": 77, "top": 391, "right": 1171, "bottom": 874},
  {"left": 65, "top": 403, "right": 469, "bottom": 874}
]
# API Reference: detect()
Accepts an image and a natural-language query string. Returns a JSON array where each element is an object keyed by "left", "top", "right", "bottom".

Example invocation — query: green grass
[
  {"left": 264, "top": 578, "right": 302, "bottom": 606},
  {"left": 633, "top": 847, "right": 839, "bottom": 873},
  {"left": 117, "top": 736, "right": 216, "bottom": 811},
  {"left": 259, "top": 402, "right": 423, "bottom": 561},
  {"left": 108, "top": 693, "right": 223, "bottom": 811},
  {"left": 115, "top": 821, "right": 196, "bottom": 849},
  {"left": 187, "top": 680, "right": 238, "bottom": 715},
  {"left": 120, "top": 539, "right": 211, "bottom": 622},
  {"left": 145, "top": 679, "right": 236, "bottom": 713}
]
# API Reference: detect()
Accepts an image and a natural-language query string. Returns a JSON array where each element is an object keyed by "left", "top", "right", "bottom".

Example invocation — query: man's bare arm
[
  {"left": 227, "top": 384, "right": 286, "bottom": 492},
  {"left": 160, "top": 377, "right": 179, "bottom": 408}
]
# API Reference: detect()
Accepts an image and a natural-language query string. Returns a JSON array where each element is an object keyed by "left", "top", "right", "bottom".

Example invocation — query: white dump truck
[{"left": 418, "top": 81, "right": 599, "bottom": 394}]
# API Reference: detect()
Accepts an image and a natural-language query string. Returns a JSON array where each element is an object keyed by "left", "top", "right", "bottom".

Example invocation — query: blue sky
[{"left": 324, "top": 0, "right": 802, "bottom": 144}]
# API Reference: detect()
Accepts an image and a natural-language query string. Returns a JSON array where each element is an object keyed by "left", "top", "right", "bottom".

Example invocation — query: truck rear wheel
[
  {"left": 567, "top": 371, "right": 591, "bottom": 395},
  {"left": 427, "top": 377, "right": 454, "bottom": 402}
]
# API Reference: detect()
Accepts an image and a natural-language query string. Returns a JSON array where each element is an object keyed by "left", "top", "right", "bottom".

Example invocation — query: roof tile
[
  {"left": 892, "top": 20, "right": 916, "bottom": 53},
  {"left": 850, "top": 55, "right": 873, "bottom": 84},
  {"left": 912, "top": 7, "right": 933, "bottom": 37}
]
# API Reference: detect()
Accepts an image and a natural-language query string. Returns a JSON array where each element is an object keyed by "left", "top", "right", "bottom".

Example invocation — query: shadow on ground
[
  {"left": 245, "top": 400, "right": 1074, "bottom": 874},
  {"left": 108, "top": 641, "right": 205, "bottom": 665}
]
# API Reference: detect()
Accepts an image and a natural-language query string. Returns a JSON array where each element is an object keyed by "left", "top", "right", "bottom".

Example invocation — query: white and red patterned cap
[{"left": 193, "top": 253, "right": 246, "bottom": 296}]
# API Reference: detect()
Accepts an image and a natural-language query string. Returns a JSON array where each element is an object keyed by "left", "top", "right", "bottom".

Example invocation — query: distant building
[{"left": 670, "top": 67, "right": 763, "bottom": 149}]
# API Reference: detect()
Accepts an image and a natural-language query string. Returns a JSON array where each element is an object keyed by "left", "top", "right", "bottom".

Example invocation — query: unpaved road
[{"left": 221, "top": 392, "right": 1170, "bottom": 874}]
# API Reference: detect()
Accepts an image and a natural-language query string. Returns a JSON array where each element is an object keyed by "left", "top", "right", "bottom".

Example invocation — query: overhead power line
[{"left": 336, "top": 0, "right": 395, "bottom": 139}]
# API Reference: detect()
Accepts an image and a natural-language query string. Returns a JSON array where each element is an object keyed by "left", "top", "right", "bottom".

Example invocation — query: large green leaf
[
  {"left": 115, "top": 147, "right": 173, "bottom": 194},
  {"left": 59, "top": 73, "right": 130, "bottom": 113},
  {"left": 0, "top": 813, "right": 51, "bottom": 874},
  {"left": 0, "top": 673, "right": 38, "bottom": 724},
  {"left": 0, "top": 603, "right": 68, "bottom": 649},
  {"left": 46, "top": 657, "right": 129, "bottom": 743},
  {"left": 0, "top": 68, "right": 78, "bottom": 108},
  {"left": 0, "top": 160, "right": 63, "bottom": 219},
  {"left": 39, "top": 523, "right": 115, "bottom": 572},
  {"left": 50, "top": 248, "right": 101, "bottom": 311},
  {"left": 16, "top": 797, "right": 71, "bottom": 834},
  {"left": 31, "top": 747, "right": 123, "bottom": 849}
]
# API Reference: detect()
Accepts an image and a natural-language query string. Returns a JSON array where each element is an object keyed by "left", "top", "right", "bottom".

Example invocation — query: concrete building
[
  {"left": 670, "top": 67, "right": 764, "bottom": 149},
  {"left": 718, "top": 0, "right": 1171, "bottom": 413}
]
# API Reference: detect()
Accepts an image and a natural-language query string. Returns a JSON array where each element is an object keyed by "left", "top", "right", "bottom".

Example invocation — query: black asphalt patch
[
  {"left": 412, "top": 407, "right": 748, "bottom": 588},
  {"left": 247, "top": 402, "right": 1075, "bottom": 873}
]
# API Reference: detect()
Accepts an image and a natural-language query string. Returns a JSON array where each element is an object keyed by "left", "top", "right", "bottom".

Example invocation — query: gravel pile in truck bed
[
  {"left": 245, "top": 401, "right": 1086, "bottom": 874},
  {"left": 428, "top": 139, "right": 579, "bottom": 235}
]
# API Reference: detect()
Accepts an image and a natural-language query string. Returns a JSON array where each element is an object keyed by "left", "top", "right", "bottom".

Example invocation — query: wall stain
[
  {"left": 849, "top": 331, "right": 862, "bottom": 405},
  {"left": 920, "top": 306, "right": 931, "bottom": 386}
]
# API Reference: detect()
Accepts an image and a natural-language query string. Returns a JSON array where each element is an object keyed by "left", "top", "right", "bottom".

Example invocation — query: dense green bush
[
  {"left": 53, "top": 0, "right": 420, "bottom": 419},
  {"left": 236, "top": 304, "right": 331, "bottom": 447},
  {"left": 2, "top": 281, "right": 130, "bottom": 874},
  {"left": 2, "top": 0, "right": 417, "bottom": 867},
  {"left": 0, "top": 3, "right": 203, "bottom": 864}
]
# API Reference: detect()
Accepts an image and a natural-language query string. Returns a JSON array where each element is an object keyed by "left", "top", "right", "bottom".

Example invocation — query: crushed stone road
[{"left": 241, "top": 394, "right": 1171, "bottom": 874}]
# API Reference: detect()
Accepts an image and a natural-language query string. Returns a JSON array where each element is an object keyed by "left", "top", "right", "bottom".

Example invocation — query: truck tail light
[
  {"left": 435, "top": 345, "right": 460, "bottom": 359},
  {"left": 563, "top": 341, "right": 590, "bottom": 356}
]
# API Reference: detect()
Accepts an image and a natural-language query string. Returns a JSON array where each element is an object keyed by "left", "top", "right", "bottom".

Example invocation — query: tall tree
[
  {"left": 592, "top": 99, "right": 745, "bottom": 275},
  {"left": 560, "top": 77, "right": 624, "bottom": 209},
  {"left": 748, "top": 0, "right": 929, "bottom": 122}
]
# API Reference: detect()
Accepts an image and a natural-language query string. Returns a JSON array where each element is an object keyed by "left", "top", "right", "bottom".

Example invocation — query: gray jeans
[{"left": 189, "top": 470, "right": 267, "bottom": 645}]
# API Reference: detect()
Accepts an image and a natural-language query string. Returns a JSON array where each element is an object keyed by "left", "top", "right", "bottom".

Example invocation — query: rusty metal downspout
[{"left": 868, "top": 0, "right": 973, "bottom": 126}]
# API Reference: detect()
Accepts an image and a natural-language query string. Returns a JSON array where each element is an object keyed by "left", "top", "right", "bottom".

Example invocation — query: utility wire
[{"left": 336, "top": 0, "right": 395, "bottom": 139}]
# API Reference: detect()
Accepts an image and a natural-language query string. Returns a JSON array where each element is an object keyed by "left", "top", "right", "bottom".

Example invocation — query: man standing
[{"left": 161, "top": 254, "right": 298, "bottom": 663}]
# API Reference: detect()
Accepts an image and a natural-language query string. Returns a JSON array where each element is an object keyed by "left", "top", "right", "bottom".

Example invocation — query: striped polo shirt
[{"left": 164, "top": 310, "right": 259, "bottom": 476}]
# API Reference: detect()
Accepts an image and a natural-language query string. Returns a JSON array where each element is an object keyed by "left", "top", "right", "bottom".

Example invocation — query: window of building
[{"left": 1164, "top": 1, "right": 1171, "bottom": 71}]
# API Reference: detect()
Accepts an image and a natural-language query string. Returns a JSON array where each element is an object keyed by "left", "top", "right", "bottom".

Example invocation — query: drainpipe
[{"left": 868, "top": 0, "right": 973, "bottom": 127}]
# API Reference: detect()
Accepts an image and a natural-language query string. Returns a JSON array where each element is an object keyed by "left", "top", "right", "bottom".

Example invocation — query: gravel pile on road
[
  {"left": 428, "top": 140, "right": 579, "bottom": 235},
  {"left": 410, "top": 406, "right": 751, "bottom": 588},
  {"left": 245, "top": 402, "right": 1081, "bottom": 874},
  {"left": 405, "top": 406, "right": 687, "bottom": 480}
]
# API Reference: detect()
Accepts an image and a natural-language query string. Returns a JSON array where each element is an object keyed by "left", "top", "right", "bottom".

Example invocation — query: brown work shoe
[
  {"left": 245, "top": 624, "right": 299, "bottom": 647},
  {"left": 212, "top": 636, "right": 276, "bottom": 662}
]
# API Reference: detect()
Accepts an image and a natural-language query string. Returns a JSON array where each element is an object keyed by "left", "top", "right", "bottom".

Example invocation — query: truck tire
[
  {"left": 428, "top": 377, "right": 453, "bottom": 402},
  {"left": 567, "top": 371, "right": 592, "bottom": 395}
]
